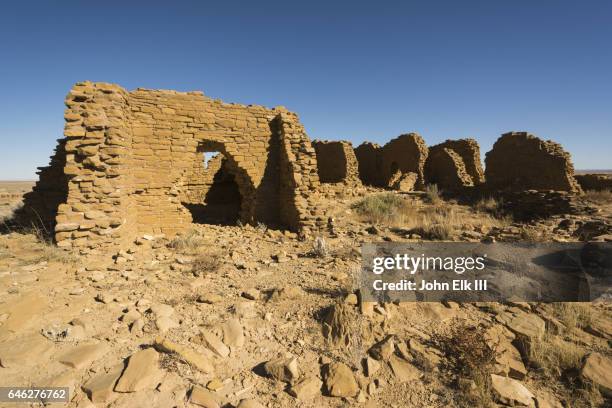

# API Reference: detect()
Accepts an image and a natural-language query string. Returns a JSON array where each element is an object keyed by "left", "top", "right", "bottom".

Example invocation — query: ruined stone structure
[
  {"left": 575, "top": 174, "right": 612, "bottom": 191},
  {"left": 22, "top": 82, "right": 325, "bottom": 249},
  {"left": 312, "top": 140, "right": 361, "bottom": 186},
  {"left": 354, "top": 133, "right": 428, "bottom": 190},
  {"left": 424, "top": 139, "right": 484, "bottom": 190},
  {"left": 354, "top": 142, "right": 382, "bottom": 186},
  {"left": 485, "top": 132, "right": 581, "bottom": 193},
  {"left": 424, "top": 147, "right": 473, "bottom": 190}
]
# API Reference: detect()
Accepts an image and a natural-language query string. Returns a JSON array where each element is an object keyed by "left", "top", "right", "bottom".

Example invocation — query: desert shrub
[
  {"left": 435, "top": 322, "right": 497, "bottom": 407},
  {"left": 168, "top": 229, "right": 203, "bottom": 253},
  {"left": 312, "top": 236, "right": 328, "bottom": 258},
  {"left": 519, "top": 226, "right": 553, "bottom": 243},
  {"left": 583, "top": 189, "right": 612, "bottom": 204},
  {"left": 424, "top": 184, "right": 442, "bottom": 205},
  {"left": 351, "top": 193, "right": 409, "bottom": 225},
  {"left": 191, "top": 251, "right": 222, "bottom": 276}
]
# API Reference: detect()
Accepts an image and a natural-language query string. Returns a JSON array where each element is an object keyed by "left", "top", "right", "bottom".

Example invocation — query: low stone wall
[{"left": 575, "top": 174, "right": 612, "bottom": 191}]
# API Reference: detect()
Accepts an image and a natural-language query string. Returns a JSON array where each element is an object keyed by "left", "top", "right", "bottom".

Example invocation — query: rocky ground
[{"left": 0, "top": 184, "right": 611, "bottom": 408}]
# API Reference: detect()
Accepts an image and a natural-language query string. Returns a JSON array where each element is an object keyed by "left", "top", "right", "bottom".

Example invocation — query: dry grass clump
[
  {"left": 424, "top": 184, "right": 442, "bottom": 204},
  {"left": 168, "top": 229, "right": 203, "bottom": 253},
  {"left": 353, "top": 192, "right": 509, "bottom": 240},
  {"left": 519, "top": 226, "right": 554, "bottom": 243},
  {"left": 435, "top": 322, "right": 497, "bottom": 407},
  {"left": 22, "top": 223, "right": 77, "bottom": 264},
  {"left": 529, "top": 333, "right": 587, "bottom": 376},
  {"left": 191, "top": 251, "right": 223, "bottom": 277},
  {"left": 551, "top": 302, "right": 592, "bottom": 332},
  {"left": 351, "top": 193, "right": 411, "bottom": 225},
  {"left": 583, "top": 189, "right": 612, "bottom": 204}
]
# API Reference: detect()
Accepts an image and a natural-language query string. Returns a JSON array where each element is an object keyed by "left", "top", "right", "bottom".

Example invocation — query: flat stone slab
[
  {"left": 0, "top": 333, "right": 53, "bottom": 368},
  {"left": 58, "top": 343, "right": 109, "bottom": 369},
  {"left": 82, "top": 364, "right": 124, "bottom": 403},
  {"left": 0, "top": 293, "right": 47, "bottom": 340},
  {"left": 114, "top": 348, "right": 162, "bottom": 392},
  {"left": 491, "top": 373, "right": 535, "bottom": 407},
  {"left": 581, "top": 352, "right": 612, "bottom": 397}
]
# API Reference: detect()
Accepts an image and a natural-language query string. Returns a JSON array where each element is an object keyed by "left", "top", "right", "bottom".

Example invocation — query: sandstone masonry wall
[
  {"left": 354, "top": 142, "right": 382, "bottom": 186},
  {"left": 485, "top": 132, "right": 581, "bottom": 193},
  {"left": 575, "top": 174, "right": 612, "bottom": 191},
  {"left": 26, "top": 82, "right": 324, "bottom": 249},
  {"left": 424, "top": 139, "right": 484, "bottom": 189},
  {"left": 380, "top": 133, "right": 428, "bottom": 189},
  {"left": 424, "top": 147, "right": 473, "bottom": 190},
  {"left": 312, "top": 140, "right": 361, "bottom": 186}
]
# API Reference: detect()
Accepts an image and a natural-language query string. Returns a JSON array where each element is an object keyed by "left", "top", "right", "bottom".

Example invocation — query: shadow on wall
[
  {"left": 3, "top": 138, "right": 69, "bottom": 238},
  {"left": 182, "top": 152, "right": 242, "bottom": 226}
]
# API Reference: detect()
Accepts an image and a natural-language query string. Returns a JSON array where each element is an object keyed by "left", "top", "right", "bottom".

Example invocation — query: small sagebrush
[
  {"left": 191, "top": 252, "right": 222, "bottom": 276},
  {"left": 435, "top": 322, "right": 497, "bottom": 407},
  {"left": 583, "top": 189, "right": 612, "bottom": 204},
  {"left": 168, "top": 229, "right": 203, "bottom": 253},
  {"left": 312, "top": 236, "right": 328, "bottom": 258},
  {"left": 424, "top": 184, "right": 442, "bottom": 205},
  {"left": 351, "top": 193, "right": 410, "bottom": 225}
]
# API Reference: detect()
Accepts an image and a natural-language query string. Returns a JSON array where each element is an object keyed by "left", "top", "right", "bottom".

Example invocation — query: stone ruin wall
[
  {"left": 23, "top": 82, "right": 324, "bottom": 250},
  {"left": 424, "top": 139, "right": 484, "bottom": 190},
  {"left": 23, "top": 83, "right": 588, "bottom": 249},
  {"left": 312, "top": 140, "right": 361, "bottom": 186},
  {"left": 574, "top": 174, "right": 612, "bottom": 192},
  {"left": 354, "top": 142, "right": 382, "bottom": 186},
  {"left": 353, "top": 133, "right": 428, "bottom": 190},
  {"left": 485, "top": 132, "right": 582, "bottom": 193},
  {"left": 424, "top": 147, "right": 474, "bottom": 190}
]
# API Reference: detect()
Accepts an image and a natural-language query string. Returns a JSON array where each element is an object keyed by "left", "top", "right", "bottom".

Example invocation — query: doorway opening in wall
[{"left": 183, "top": 151, "right": 242, "bottom": 226}]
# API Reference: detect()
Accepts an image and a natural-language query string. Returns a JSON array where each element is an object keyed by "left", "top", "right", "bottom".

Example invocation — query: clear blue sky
[{"left": 1, "top": 1, "right": 611, "bottom": 179}]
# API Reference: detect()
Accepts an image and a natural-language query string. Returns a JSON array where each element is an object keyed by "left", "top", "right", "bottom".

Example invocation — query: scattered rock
[
  {"left": 490, "top": 374, "right": 535, "bottom": 407},
  {"left": 81, "top": 364, "right": 124, "bottom": 403},
  {"left": 154, "top": 336, "right": 214, "bottom": 373},
  {"left": 288, "top": 376, "right": 322, "bottom": 400},
  {"left": 155, "top": 316, "right": 179, "bottom": 332},
  {"left": 114, "top": 348, "right": 162, "bottom": 392},
  {"left": 222, "top": 318, "right": 244, "bottom": 348},
  {"left": 581, "top": 352, "right": 612, "bottom": 397},
  {"left": 236, "top": 398, "right": 265, "bottom": 408},
  {"left": 368, "top": 336, "right": 394, "bottom": 361},
  {"left": 150, "top": 304, "right": 175, "bottom": 318},
  {"left": 263, "top": 356, "right": 300, "bottom": 383},
  {"left": 322, "top": 303, "right": 356, "bottom": 348},
  {"left": 0, "top": 334, "right": 53, "bottom": 367},
  {"left": 189, "top": 386, "right": 220, "bottom": 408},
  {"left": 365, "top": 356, "right": 381, "bottom": 377},
  {"left": 323, "top": 362, "right": 359, "bottom": 398},
  {"left": 58, "top": 343, "right": 109, "bottom": 369},
  {"left": 388, "top": 355, "right": 421, "bottom": 383},
  {"left": 241, "top": 288, "right": 260, "bottom": 300},
  {"left": 196, "top": 331, "right": 230, "bottom": 358}
]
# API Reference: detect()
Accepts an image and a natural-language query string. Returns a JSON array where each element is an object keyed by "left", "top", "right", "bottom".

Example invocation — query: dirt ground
[{"left": 0, "top": 182, "right": 610, "bottom": 408}]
